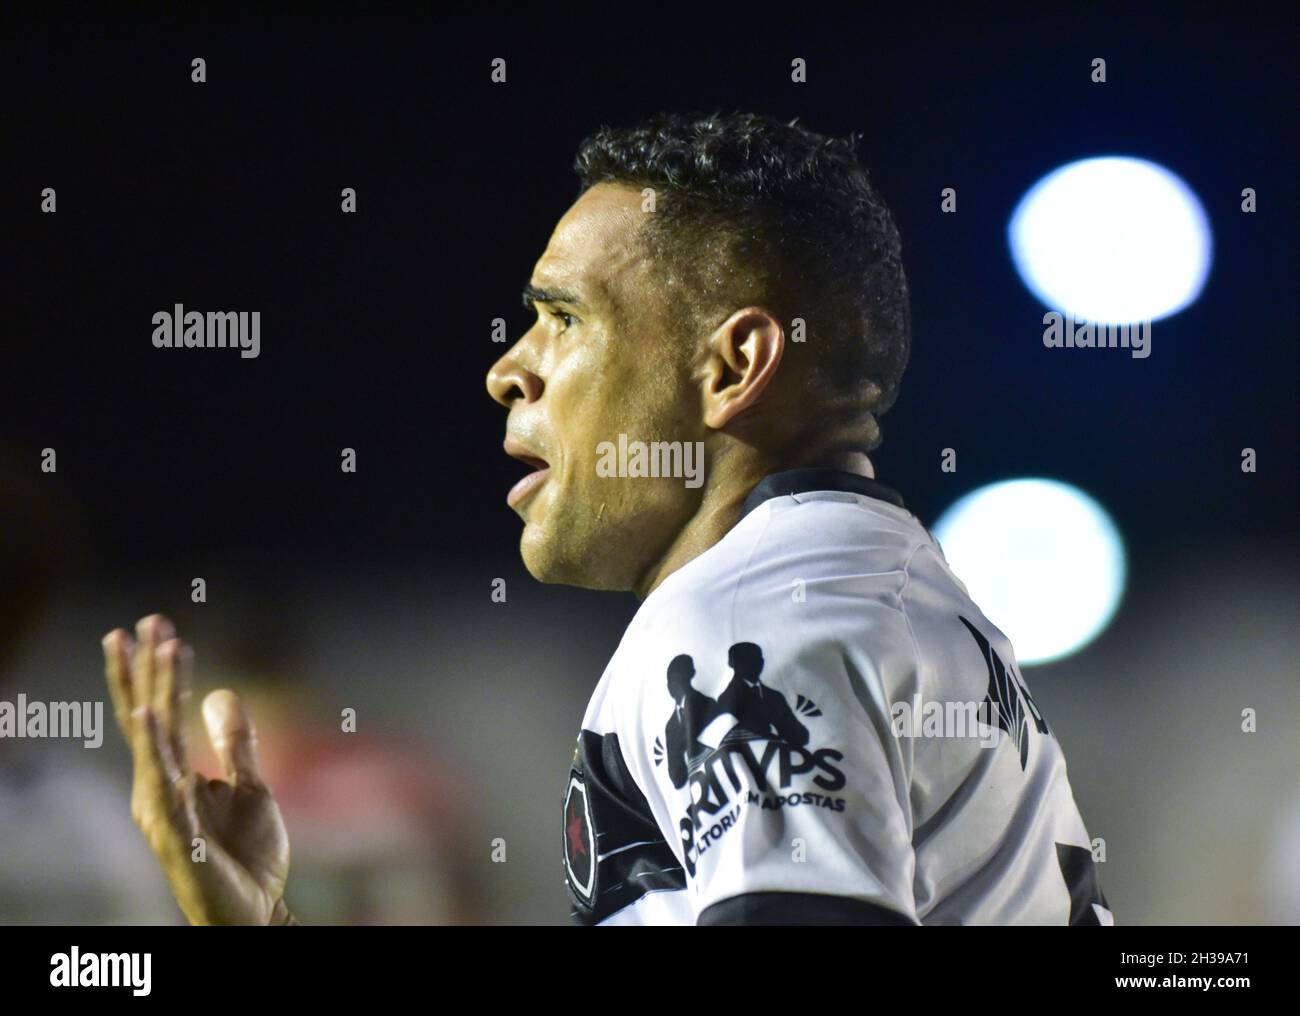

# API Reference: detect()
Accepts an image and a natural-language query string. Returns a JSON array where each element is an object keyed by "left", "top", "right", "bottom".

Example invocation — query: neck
[{"left": 632, "top": 444, "right": 875, "bottom": 600}]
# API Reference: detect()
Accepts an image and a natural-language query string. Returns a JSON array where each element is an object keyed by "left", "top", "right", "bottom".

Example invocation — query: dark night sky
[{"left": 4, "top": 7, "right": 1295, "bottom": 591}]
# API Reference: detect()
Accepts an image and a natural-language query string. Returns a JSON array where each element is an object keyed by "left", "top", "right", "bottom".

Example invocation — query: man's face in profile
[{"left": 487, "top": 183, "right": 707, "bottom": 592}]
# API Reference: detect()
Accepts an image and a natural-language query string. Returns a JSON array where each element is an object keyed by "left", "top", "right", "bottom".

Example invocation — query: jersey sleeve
[{"left": 618, "top": 609, "right": 921, "bottom": 926}]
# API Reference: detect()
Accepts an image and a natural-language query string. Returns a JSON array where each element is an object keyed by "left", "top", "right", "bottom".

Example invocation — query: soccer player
[{"left": 103, "top": 111, "right": 1110, "bottom": 927}]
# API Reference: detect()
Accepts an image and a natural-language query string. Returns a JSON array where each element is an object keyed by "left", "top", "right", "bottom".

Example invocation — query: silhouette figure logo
[{"left": 655, "top": 641, "right": 821, "bottom": 789}]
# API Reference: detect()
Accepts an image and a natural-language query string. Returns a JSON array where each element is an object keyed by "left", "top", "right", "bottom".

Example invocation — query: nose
[{"left": 486, "top": 349, "right": 543, "bottom": 408}]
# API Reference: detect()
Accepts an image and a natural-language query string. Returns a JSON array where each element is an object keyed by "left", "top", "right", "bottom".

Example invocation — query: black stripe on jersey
[
  {"left": 698, "top": 891, "right": 918, "bottom": 926},
  {"left": 566, "top": 729, "right": 685, "bottom": 925},
  {"left": 1055, "top": 842, "right": 1112, "bottom": 926}
]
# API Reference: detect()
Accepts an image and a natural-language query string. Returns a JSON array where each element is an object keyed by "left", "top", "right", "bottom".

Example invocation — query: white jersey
[{"left": 562, "top": 468, "right": 1112, "bottom": 926}]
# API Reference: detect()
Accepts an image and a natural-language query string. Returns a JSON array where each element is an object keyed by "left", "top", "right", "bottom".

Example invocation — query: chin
[{"left": 519, "top": 525, "right": 631, "bottom": 592}]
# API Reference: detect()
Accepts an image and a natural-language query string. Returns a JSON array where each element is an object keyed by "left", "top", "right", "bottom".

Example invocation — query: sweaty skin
[
  {"left": 107, "top": 182, "right": 879, "bottom": 925},
  {"left": 487, "top": 182, "right": 877, "bottom": 599}
]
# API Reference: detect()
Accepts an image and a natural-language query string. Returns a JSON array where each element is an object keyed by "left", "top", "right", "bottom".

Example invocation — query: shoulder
[
  {"left": 643, "top": 492, "right": 929, "bottom": 626},
  {"left": 613, "top": 493, "right": 938, "bottom": 704}
]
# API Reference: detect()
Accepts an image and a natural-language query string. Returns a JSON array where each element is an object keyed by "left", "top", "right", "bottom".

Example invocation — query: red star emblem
[{"left": 566, "top": 797, "right": 588, "bottom": 860}]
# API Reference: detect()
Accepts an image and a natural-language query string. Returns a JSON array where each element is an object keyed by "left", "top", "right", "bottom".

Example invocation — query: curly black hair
[{"left": 574, "top": 110, "right": 911, "bottom": 448}]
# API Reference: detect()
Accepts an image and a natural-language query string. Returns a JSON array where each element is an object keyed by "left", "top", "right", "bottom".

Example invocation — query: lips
[{"left": 504, "top": 435, "right": 551, "bottom": 509}]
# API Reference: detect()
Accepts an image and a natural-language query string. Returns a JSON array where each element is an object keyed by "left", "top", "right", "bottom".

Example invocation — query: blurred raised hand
[{"left": 102, "top": 614, "right": 293, "bottom": 925}]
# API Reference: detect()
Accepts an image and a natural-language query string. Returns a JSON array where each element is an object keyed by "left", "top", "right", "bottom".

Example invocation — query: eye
[{"left": 549, "top": 308, "right": 576, "bottom": 332}]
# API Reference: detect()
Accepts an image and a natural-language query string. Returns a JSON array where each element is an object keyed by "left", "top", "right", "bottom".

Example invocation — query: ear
[{"left": 700, "top": 308, "right": 785, "bottom": 429}]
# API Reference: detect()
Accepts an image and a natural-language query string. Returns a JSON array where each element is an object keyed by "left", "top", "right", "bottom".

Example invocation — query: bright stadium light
[
  {"left": 933, "top": 479, "right": 1126, "bottom": 666},
  {"left": 1008, "top": 156, "right": 1212, "bottom": 324}
]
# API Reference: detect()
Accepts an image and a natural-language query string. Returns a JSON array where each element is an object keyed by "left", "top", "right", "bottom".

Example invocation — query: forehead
[{"left": 531, "top": 183, "right": 648, "bottom": 306}]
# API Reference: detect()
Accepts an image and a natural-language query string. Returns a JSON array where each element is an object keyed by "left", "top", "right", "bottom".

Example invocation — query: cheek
[
  {"left": 550, "top": 345, "right": 640, "bottom": 448},
  {"left": 547, "top": 333, "right": 690, "bottom": 501}
]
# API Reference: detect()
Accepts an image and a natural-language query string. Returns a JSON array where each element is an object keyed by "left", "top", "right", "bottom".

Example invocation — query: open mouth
[{"left": 504, "top": 437, "right": 551, "bottom": 509}]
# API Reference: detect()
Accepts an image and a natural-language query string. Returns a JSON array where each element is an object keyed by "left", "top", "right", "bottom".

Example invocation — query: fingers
[
  {"left": 103, "top": 629, "right": 137, "bottom": 743},
  {"left": 154, "top": 638, "right": 193, "bottom": 768},
  {"left": 104, "top": 614, "right": 196, "bottom": 847},
  {"left": 130, "top": 702, "right": 189, "bottom": 850},
  {"left": 103, "top": 614, "right": 183, "bottom": 752},
  {"left": 133, "top": 614, "right": 175, "bottom": 710},
  {"left": 202, "top": 689, "right": 266, "bottom": 787}
]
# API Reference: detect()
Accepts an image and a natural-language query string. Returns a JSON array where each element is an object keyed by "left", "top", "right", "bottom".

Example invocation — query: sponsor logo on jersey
[{"left": 652, "top": 642, "right": 846, "bottom": 876}]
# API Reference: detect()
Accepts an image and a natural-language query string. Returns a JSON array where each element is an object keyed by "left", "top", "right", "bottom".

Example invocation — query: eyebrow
[{"left": 522, "top": 282, "right": 587, "bottom": 311}]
